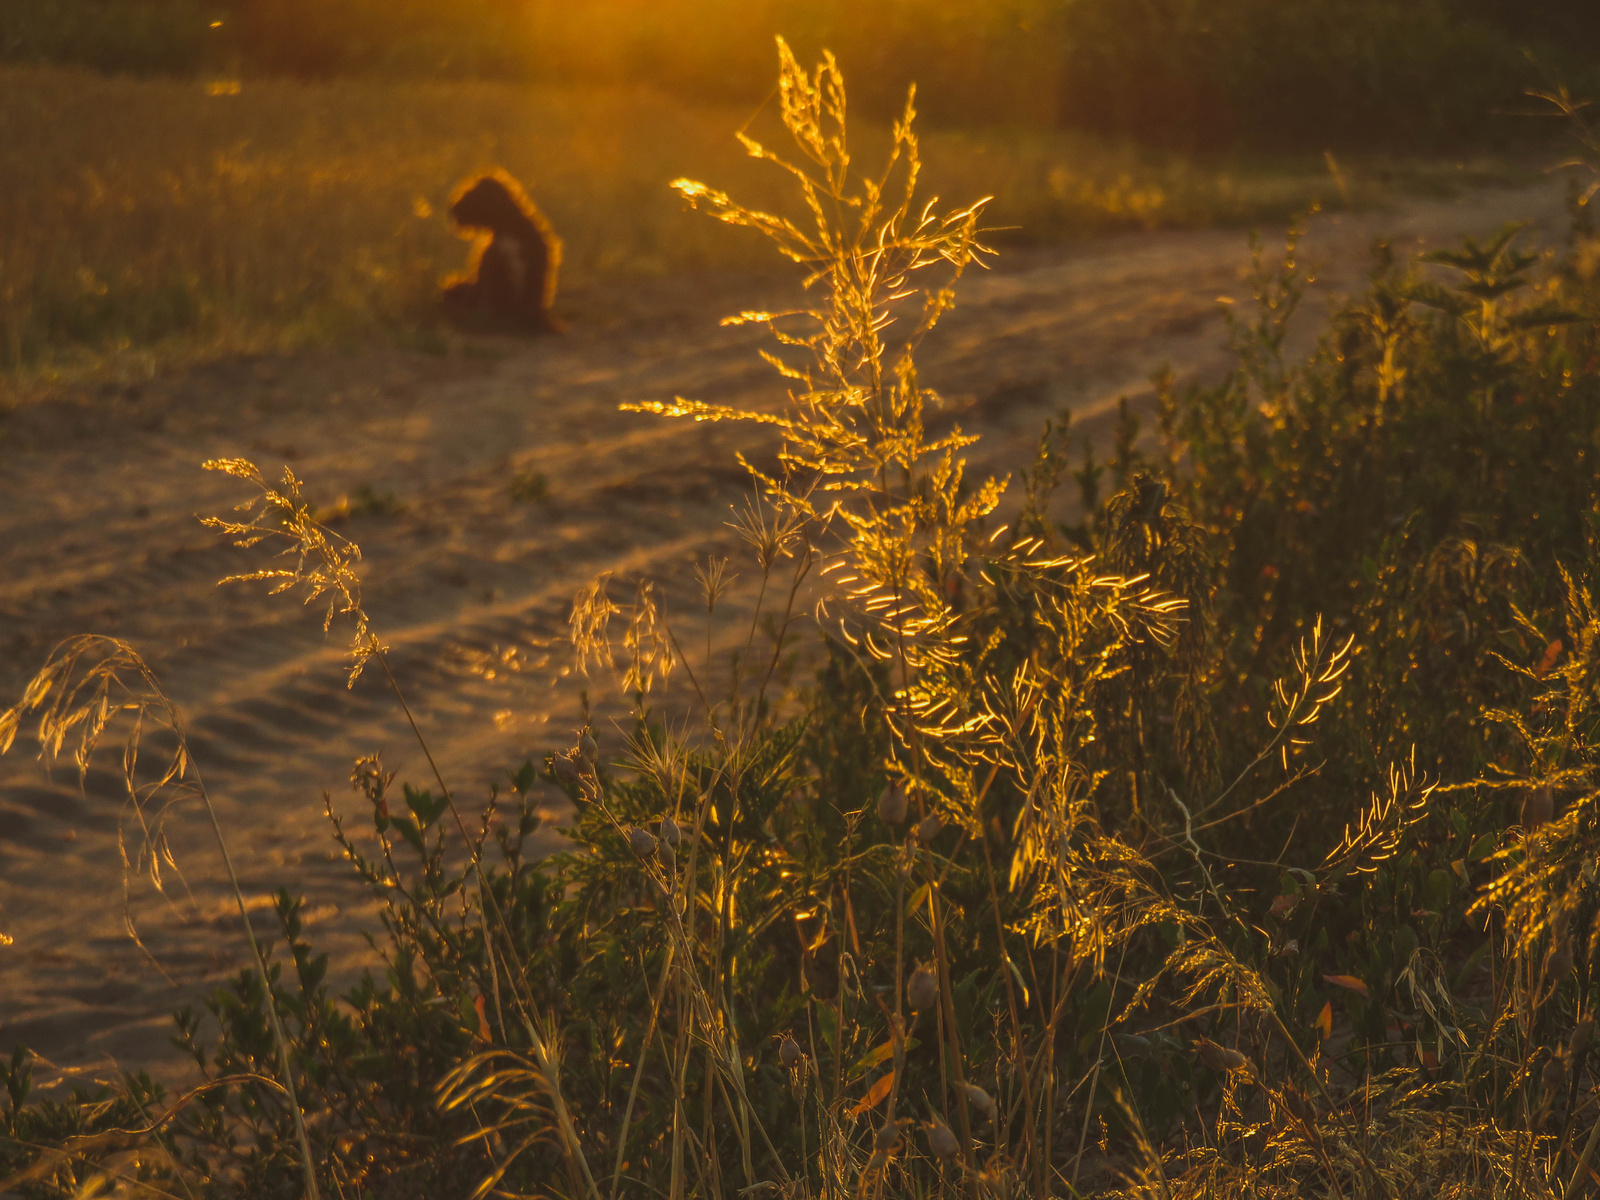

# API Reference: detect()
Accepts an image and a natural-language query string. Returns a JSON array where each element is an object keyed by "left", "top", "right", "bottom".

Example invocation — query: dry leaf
[
  {"left": 1538, "top": 638, "right": 1565, "bottom": 676},
  {"left": 1316, "top": 1001, "right": 1334, "bottom": 1040},
  {"left": 474, "top": 992, "right": 493, "bottom": 1043},
  {"left": 1322, "top": 973, "right": 1369, "bottom": 998},
  {"left": 849, "top": 1070, "right": 895, "bottom": 1117}
]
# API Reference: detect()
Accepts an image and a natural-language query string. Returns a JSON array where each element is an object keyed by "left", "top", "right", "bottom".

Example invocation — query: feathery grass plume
[
  {"left": 621, "top": 39, "right": 1217, "bottom": 1193},
  {"left": 632, "top": 39, "right": 1002, "bottom": 687},
  {"left": 200, "top": 457, "right": 381, "bottom": 686},
  {"left": 0, "top": 635, "right": 322, "bottom": 1200},
  {"left": 570, "top": 573, "right": 675, "bottom": 700},
  {"left": 1474, "top": 560, "right": 1600, "bottom": 970},
  {"left": 0, "top": 635, "right": 199, "bottom": 949}
]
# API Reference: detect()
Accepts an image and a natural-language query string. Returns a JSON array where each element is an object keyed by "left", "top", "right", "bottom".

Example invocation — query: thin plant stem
[
  {"left": 185, "top": 755, "right": 322, "bottom": 1200},
  {"left": 610, "top": 941, "right": 678, "bottom": 1200}
]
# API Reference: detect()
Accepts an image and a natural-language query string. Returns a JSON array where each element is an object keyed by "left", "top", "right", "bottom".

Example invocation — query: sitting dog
[{"left": 441, "top": 170, "right": 565, "bottom": 333}]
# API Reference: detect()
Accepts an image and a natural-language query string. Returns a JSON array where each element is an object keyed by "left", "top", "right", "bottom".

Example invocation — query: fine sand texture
[{"left": 0, "top": 180, "right": 1571, "bottom": 1089}]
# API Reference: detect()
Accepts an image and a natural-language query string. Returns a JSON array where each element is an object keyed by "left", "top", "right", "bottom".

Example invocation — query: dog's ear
[{"left": 450, "top": 175, "right": 530, "bottom": 233}]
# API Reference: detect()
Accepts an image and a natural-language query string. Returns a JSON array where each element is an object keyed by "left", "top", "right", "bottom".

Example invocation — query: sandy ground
[{"left": 0, "top": 179, "right": 1573, "bottom": 1091}]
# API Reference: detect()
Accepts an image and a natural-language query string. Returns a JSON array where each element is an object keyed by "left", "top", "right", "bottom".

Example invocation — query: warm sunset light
[{"left": 2, "top": 1, "right": 1600, "bottom": 1196}]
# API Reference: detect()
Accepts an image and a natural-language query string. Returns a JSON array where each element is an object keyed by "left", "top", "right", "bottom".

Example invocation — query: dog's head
[{"left": 449, "top": 172, "right": 535, "bottom": 234}]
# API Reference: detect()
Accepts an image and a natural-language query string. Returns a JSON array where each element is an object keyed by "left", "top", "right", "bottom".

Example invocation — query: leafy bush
[{"left": 5, "top": 43, "right": 1600, "bottom": 1200}]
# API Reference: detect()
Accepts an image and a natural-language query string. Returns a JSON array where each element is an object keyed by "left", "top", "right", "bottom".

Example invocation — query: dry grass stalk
[{"left": 0, "top": 636, "right": 322, "bottom": 1200}]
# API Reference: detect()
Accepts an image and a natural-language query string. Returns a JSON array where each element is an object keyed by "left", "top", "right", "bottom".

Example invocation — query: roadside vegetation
[{"left": 5, "top": 44, "right": 1600, "bottom": 1200}]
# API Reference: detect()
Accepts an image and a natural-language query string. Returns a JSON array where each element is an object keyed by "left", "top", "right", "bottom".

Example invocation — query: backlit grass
[{"left": 3, "top": 47, "right": 1599, "bottom": 1200}]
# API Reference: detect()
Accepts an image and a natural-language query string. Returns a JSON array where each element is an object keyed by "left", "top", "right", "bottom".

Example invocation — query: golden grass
[{"left": 0, "top": 63, "right": 1532, "bottom": 397}]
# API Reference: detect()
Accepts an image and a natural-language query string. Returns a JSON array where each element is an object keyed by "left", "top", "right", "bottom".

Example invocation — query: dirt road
[{"left": 0, "top": 180, "right": 1570, "bottom": 1084}]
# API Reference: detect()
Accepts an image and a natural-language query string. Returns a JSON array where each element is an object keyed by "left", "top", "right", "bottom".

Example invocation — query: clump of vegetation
[
  {"left": 4, "top": 43, "right": 1600, "bottom": 1200},
  {"left": 506, "top": 467, "right": 550, "bottom": 506}
]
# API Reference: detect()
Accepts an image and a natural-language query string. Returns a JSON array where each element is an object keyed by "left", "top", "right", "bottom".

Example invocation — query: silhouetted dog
[{"left": 441, "top": 171, "right": 565, "bottom": 333}]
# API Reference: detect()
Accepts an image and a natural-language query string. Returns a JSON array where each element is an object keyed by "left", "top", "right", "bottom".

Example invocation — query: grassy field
[{"left": 0, "top": 64, "right": 1534, "bottom": 398}]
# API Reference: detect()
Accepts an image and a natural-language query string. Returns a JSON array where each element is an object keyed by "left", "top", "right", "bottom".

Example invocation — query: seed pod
[
  {"left": 957, "top": 1082, "right": 996, "bottom": 1123},
  {"left": 1549, "top": 937, "right": 1574, "bottom": 982},
  {"left": 925, "top": 1118, "right": 960, "bottom": 1160},
  {"left": 1542, "top": 1054, "right": 1566, "bottom": 1097},
  {"left": 916, "top": 813, "right": 943, "bottom": 843},
  {"left": 1195, "top": 1037, "right": 1247, "bottom": 1072},
  {"left": 578, "top": 728, "right": 599, "bottom": 766},
  {"left": 779, "top": 1033, "right": 803, "bottom": 1069},
  {"left": 660, "top": 815, "right": 682, "bottom": 848},
  {"left": 552, "top": 753, "right": 581, "bottom": 788},
  {"left": 874, "top": 1121, "right": 903, "bottom": 1153},
  {"left": 877, "top": 782, "right": 908, "bottom": 825},
  {"left": 1569, "top": 1017, "right": 1596, "bottom": 1062},
  {"left": 657, "top": 835, "right": 676, "bottom": 873},
  {"left": 907, "top": 963, "right": 939, "bottom": 1012},
  {"left": 628, "top": 827, "right": 658, "bottom": 858}
]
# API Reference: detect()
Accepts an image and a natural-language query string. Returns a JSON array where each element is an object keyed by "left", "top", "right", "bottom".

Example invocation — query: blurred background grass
[
  {"left": 5, "top": 65, "right": 1489, "bottom": 389},
  {"left": 4, "top": 0, "right": 1597, "bottom": 150},
  {"left": 0, "top": 0, "right": 1588, "bottom": 388}
]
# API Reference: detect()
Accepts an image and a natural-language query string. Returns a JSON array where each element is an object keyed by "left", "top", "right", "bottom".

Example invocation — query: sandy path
[{"left": 0, "top": 180, "right": 1571, "bottom": 1086}]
